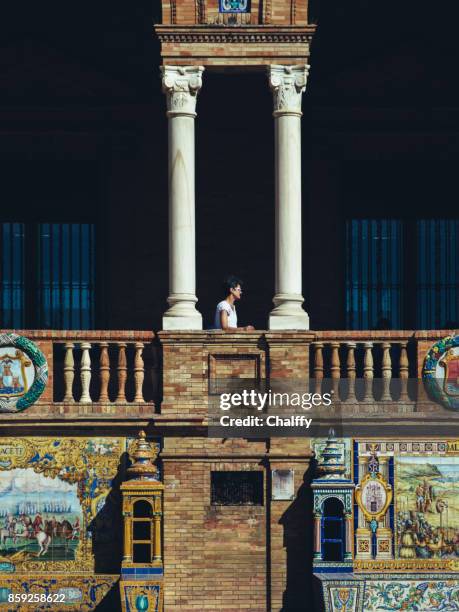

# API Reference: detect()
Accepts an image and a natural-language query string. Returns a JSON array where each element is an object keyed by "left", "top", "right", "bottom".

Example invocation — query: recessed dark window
[
  {"left": 346, "top": 219, "right": 402, "bottom": 330},
  {"left": 39, "top": 222, "right": 95, "bottom": 329},
  {"left": 1, "top": 222, "right": 24, "bottom": 328},
  {"left": 0, "top": 222, "right": 96, "bottom": 329},
  {"left": 211, "top": 471, "right": 263, "bottom": 505},
  {"left": 417, "top": 219, "right": 459, "bottom": 329},
  {"left": 133, "top": 543, "right": 151, "bottom": 564},
  {"left": 346, "top": 218, "right": 459, "bottom": 329},
  {"left": 321, "top": 497, "right": 344, "bottom": 562},
  {"left": 133, "top": 521, "right": 151, "bottom": 540}
]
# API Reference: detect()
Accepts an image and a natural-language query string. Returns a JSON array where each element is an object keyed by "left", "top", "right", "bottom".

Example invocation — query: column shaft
[
  {"left": 268, "top": 65, "right": 309, "bottom": 329},
  {"left": 344, "top": 514, "right": 353, "bottom": 560},
  {"left": 275, "top": 114, "right": 302, "bottom": 296},
  {"left": 162, "top": 66, "right": 204, "bottom": 330},
  {"left": 313, "top": 513, "right": 322, "bottom": 560},
  {"left": 123, "top": 515, "right": 132, "bottom": 562}
]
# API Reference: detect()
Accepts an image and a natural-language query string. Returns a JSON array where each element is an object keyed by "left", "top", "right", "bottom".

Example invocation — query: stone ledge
[
  {"left": 0, "top": 402, "right": 156, "bottom": 420},
  {"left": 315, "top": 329, "right": 456, "bottom": 341},
  {"left": 158, "top": 330, "right": 315, "bottom": 344},
  {"left": 155, "top": 25, "right": 316, "bottom": 42},
  {"left": 155, "top": 25, "right": 315, "bottom": 66},
  {"left": 1, "top": 329, "right": 155, "bottom": 341}
]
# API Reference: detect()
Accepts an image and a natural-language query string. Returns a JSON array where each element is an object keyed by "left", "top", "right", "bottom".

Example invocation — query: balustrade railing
[
  {"left": 310, "top": 332, "right": 418, "bottom": 403},
  {"left": 4, "top": 328, "right": 452, "bottom": 409},
  {"left": 5, "top": 331, "right": 158, "bottom": 405},
  {"left": 58, "top": 339, "right": 157, "bottom": 404}
]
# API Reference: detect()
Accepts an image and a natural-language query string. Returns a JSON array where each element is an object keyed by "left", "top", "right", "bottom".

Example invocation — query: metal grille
[
  {"left": 417, "top": 219, "right": 459, "bottom": 329},
  {"left": 211, "top": 471, "right": 263, "bottom": 505},
  {"left": 346, "top": 219, "right": 403, "bottom": 329},
  {"left": 0, "top": 223, "right": 25, "bottom": 328},
  {"left": 39, "top": 223, "right": 95, "bottom": 329}
]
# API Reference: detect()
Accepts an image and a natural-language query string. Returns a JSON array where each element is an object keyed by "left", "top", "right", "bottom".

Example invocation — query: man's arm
[{"left": 220, "top": 310, "right": 254, "bottom": 331}]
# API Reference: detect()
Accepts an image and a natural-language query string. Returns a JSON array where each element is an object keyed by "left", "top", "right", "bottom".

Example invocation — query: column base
[
  {"left": 313, "top": 552, "right": 322, "bottom": 560},
  {"left": 162, "top": 294, "right": 203, "bottom": 330},
  {"left": 268, "top": 294, "right": 309, "bottom": 330},
  {"left": 376, "top": 527, "right": 394, "bottom": 560},
  {"left": 355, "top": 527, "right": 373, "bottom": 560}
]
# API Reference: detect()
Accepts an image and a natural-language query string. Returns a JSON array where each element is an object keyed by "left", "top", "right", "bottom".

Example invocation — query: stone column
[
  {"left": 161, "top": 66, "right": 204, "bottom": 330},
  {"left": 313, "top": 513, "right": 322, "bottom": 560},
  {"left": 355, "top": 455, "right": 372, "bottom": 560},
  {"left": 344, "top": 513, "right": 353, "bottom": 561},
  {"left": 268, "top": 65, "right": 309, "bottom": 330},
  {"left": 375, "top": 456, "right": 394, "bottom": 560},
  {"left": 357, "top": 456, "right": 368, "bottom": 528},
  {"left": 122, "top": 511, "right": 132, "bottom": 562},
  {"left": 378, "top": 456, "right": 389, "bottom": 528}
]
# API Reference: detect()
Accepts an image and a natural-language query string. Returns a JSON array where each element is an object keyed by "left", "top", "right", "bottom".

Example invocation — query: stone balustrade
[
  {"left": 2, "top": 328, "right": 455, "bottom": 419},
  {"left": 310, "top": 330, "right": 454, "bottom": 403},
  {"left": 59, "top": 339, "right": 155, "bottom": 404},
  {"left": 311, "top": 336, "right": 412, "bottom": 402},
  {"left": 2, "top": 330, "right": 158, "bottom": 413}
]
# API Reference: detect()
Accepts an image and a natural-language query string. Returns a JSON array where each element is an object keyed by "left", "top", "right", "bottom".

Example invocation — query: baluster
[
  {"left": 399, "top": 341, "right": 409, "bottom": 401},
  {"left": 381, "top": 342, "right": 392, "bottom": 401},
  {"left": 134, "top": 342, "right": 145, "bottom": 403},
  {"left": 330, "top": 342, "right": 341, "bottom": 399},
  {"left": 80, "top": 342, "right": 92, "bottom": 403},
  {"left": 345, "top": 342, "right": 356, "bottom": 403},
  {"left": 99, "top": 342, "right": 110, "bottom": 402},
  {"left": 116, "top": 343, "right": 127, "bottom": 402},
  {"left": 313, "top": 342, "right": 324, "bottom": 394},
  {"left": 363, "top": 342, "right": 374, "bottom": 402},
  {"left": 63, "top": 342, "right": 75, "bottom": 402}
]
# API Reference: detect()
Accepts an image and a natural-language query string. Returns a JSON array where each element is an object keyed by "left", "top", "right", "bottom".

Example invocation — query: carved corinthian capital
[
  {"left": 161, "top": 66, "right": 205, "bottom": 117},
  {"left": 268, "top": 65, "right": 309, "bottom": 116}
]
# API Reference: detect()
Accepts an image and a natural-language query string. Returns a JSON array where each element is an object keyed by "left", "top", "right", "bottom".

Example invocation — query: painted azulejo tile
[
  {"left": 0, "top": 437, "right": 126, "bottom": 573},
  {"left": 0, "top": 575, "right": 118, "bottom": 610},
  {"left": 395, "top": 455, "right": 459, "bottom": 562},
  {"left": 363, "top": 578, "right": 459, "bottom": 611},
  {"left": 120, "top": 582, "right": 162, "bottom": 612}
]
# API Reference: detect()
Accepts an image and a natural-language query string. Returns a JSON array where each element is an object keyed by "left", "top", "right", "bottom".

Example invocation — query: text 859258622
[{"left": 8, "top": 593, "right": 66, "bottom": 604}]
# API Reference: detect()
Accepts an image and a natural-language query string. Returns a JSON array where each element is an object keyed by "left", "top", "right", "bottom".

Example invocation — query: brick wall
[
  {"left": 159, "top": 331, "right": 269, "bottom": 418},
  {"left": 161, "top": 0, "right": 310, "bottom": 25},
  {"left": 159, "top": 334, "right": 314, "bottom": 611},
  {"left": 161, "top": 436, "right": 314, "bottom": 611},
  {"left": 162, "top": 439, "right": 266, "bottom": 611},
  {"left": 159, "top": 330, "right": 313, "bottom": 418}
]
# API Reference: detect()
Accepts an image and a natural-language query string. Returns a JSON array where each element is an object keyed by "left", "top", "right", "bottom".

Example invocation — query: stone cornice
[
  {"left": 155, "top": 25, "right": 315, "bottom": 45},
  {"left": 158, "top": 330, "right": 316, "bottom": 345},
  {"left": 158, "top": 330, "right": 266, "bottom": 344},
  {"left": 160, "top": 452, "right": 314, "bottom": 460}
]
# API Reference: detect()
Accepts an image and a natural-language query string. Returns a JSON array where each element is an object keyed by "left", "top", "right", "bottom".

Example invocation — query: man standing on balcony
[{"left": 214, "top": 276, "right": 254, "bottom": 331}]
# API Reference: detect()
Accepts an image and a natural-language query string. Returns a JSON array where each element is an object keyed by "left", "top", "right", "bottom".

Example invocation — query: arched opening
[
  {"left": 321, "top": 497, "right": 345, "bottom": 562},
  {"left": 133, "top": 499, "right": 152, "bottom": 518}
]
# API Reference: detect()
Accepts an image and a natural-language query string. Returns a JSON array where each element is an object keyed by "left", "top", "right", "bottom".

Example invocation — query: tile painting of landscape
[
  {"left": 0, "top": 468, "right": 82, "bottom": 563},
  {"left": 395, "top": 455, "right": 459, "bottom": 559}
]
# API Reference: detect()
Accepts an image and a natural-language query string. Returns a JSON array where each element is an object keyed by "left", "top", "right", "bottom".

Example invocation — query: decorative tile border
[{"left": 318, "top": 574, "right": 459, "bottom": 612}]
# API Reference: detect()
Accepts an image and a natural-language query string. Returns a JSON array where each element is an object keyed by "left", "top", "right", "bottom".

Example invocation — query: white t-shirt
[{"left": 214, "top": 300, "right": 237, "bottom": 329}]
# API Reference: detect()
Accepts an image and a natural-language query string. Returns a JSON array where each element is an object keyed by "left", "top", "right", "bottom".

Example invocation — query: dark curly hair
[{"left": 222, "top": 275, "right": 243, "bottom": 298}]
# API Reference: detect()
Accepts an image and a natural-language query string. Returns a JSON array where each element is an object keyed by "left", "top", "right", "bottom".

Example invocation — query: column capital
[
  {"left": 161, "top": 65, "right": 205, "bottom": 117},
  {"left": 268, "top": 64, "right": 309, "bottom": 116}
]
